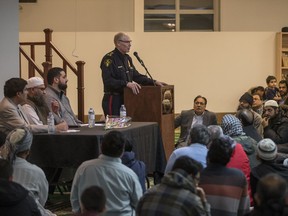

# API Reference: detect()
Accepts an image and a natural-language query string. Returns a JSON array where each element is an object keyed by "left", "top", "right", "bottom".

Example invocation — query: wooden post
[
  {"left": 44, "top": 28, "right": 53, "bottom": 64},
  {"left": 76, "top": 61, "right": 85, "bottom": 122}
]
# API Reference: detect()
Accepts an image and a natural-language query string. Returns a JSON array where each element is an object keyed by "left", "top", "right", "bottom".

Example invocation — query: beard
[
  {"left": 58, "top": 82, "right": 67, "bottom": 91},
  {"left": 28, "top": 94, "right": 46, "bottom": 107}
]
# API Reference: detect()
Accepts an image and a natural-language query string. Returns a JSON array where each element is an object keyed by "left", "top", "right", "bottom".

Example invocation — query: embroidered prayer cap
[
  {"left": 257, "top": 138, "right": 277, "bottom": 161},
  {"left": 26, "top": 77, "right": 44, "bottom": 89},
  {"left": 2, "top": 128, "right": 33, "bottom": 162},
  {"left": 264, "top": 100, "right": 279, "bottom": 108},
  {"left": 221, "top": 114, "right": 244, "bottom": 137},
  {"left": 239, "top": 92, "right": 253, "bottom": 106}
]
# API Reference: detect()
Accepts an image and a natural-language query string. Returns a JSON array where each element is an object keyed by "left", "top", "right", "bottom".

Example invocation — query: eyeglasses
[{"left": 119, "top": 40, "right": 132, "bottom": 44}]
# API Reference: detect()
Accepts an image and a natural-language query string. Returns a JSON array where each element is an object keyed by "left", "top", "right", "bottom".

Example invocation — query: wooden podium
[{"left": 124, "top": 85, "right": 174, "bottom": 159}]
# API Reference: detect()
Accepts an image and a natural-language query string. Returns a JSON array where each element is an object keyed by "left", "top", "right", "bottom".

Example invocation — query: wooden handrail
[{"left": 19, "top": 28, "right": 85, "bottom": 121}]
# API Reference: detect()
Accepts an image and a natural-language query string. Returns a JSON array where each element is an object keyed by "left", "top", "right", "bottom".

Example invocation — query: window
[{"left": 144, "top": 0, "right": 219, "bottom": 32}]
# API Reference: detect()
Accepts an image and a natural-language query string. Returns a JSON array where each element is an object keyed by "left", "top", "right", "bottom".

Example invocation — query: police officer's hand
[
  {"left": 127, "top": 81, "right": 141, "bottom": 94},
  {"left": 155, "top": 80, "right": 167, "bottom": 86}
]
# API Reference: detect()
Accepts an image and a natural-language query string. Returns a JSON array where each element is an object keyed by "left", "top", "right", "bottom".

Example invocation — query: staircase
[{"left": 19, "top": 28, "right": 85, "bottom": 121}]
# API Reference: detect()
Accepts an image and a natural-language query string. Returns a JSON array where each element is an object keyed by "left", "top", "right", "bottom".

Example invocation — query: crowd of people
[{"left": 0, "top": 32, "right": 288, "bottom": 216}]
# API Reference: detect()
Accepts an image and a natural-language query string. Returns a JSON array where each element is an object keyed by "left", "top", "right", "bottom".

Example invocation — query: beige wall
[{"left": 19, "top": 0, "right": 287, "bottom": 116}]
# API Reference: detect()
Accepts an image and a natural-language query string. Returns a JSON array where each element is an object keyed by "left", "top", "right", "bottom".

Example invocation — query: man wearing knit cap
[
  {"left": 1, "top": 128, "right": 56, "bottom": 216},
  {"left": 22, "top": 76, "right": 68, "bottom": 132},
  {"left": 262, "top": 100, "right": 288, "bottom": 144},
  {"left": 237, "top": 92, "right": 263, "bottom": 136},
  {"left": 250, "top": 138, "right": 288, "bottom": 200}
]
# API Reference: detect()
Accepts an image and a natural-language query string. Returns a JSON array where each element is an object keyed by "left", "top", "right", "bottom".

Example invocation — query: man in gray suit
[
  {"left": 0, "top": 78, "right": 67, "bottom": 135},
  {"left": 175, "top": 95, "right": 217, "bottom": 147}
]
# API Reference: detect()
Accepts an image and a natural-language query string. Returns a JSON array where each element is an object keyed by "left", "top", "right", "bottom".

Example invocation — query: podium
[{"left": 124, "top": 85, "right": 174, "bottom": 159}]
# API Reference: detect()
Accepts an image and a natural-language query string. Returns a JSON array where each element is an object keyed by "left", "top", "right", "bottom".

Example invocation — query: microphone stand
[{"left": 138, "top": 60, "right": 156, "bottom": 86}]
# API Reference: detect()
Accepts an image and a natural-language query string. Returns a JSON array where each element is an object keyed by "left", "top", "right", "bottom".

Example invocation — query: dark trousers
[{"left": 102, "top": 94, "right": 123, "bottom": 116}]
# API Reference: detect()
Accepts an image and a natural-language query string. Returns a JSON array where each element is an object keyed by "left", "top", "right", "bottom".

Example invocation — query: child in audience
[
  {"left": 264, "top": 75, "right": 281, "bottom": 102},
  {"left": 121, "top": 138, "right": 147, "bottom": 192}
]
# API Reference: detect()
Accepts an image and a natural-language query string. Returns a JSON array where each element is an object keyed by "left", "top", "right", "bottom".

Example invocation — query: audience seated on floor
[
  {"left": 174, "top": 95, "right": 217, "bottom": 147},
  {"left": 236, "top": 108, "right": 263, "bottom": 142},
  {"left": 208, "top": 125, "right": 253, "bottom": 206},
  {"left": 262, "top": 100, "right": 288, "bottom": 144},
  {"left": 121, "top": 138, "right": 146, "bottom": 192},
  {"left": 245, "top": 173, "right": 288, "bottom": 216},
  {"left": 252, "top": 92, "right": 264, "bottom": 116},
  {"left": 199, "top": 136, "right": 250, "bottom": 216},
  {"left": 74, "top": 185, "right": 106, "bottom": 216},
  {"left": 165, "top": 124, "right": 211, "bottom": 173},
  {"left": 0, "top": 158, "right": 41, "bottom": 216},
  {"left": 221, "top": 114, "right": 259, "bottom": 169},
  {"left": 237, "top": 92, "right": 263, "bottom": 136},
  {"left": 137, "top": 156, "right": 211, "bottom": 216},
  {"left": 264, "top": 75, "right": 281, "bottom": 102},
  {"left": 71, "top": 130, "right": 142, "bottom": 216},
  {"left": 1, "top": 128, "right": 56, "bottom": 216},
  {"left": 250, "top": 138, "right": 288, "bottom": 201}
]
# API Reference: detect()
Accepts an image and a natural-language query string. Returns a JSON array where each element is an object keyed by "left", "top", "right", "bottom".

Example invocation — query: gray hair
[{"left": 190, "top": 124, "right": 210, "bottom": 146}]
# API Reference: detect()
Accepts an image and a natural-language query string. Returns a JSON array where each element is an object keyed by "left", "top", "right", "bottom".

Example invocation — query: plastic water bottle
[
  {"left": 47, "top": 112, "right": 55, "bottom": 134},
  {"left": 120, "top": 104, "right": 127, "bottom": 118},
  {"left": 88, "top": 108, "right": 95, "bottom": 128}
]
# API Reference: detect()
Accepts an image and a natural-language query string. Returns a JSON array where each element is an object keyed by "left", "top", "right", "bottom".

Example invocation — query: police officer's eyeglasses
[{"left": 119, "top": 40, "right": 132, "bottom": 43}]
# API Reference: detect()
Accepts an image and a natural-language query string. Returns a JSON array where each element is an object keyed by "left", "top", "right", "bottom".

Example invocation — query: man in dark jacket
[
  {"left": 250, "top": 138, "right": 288, "bottom": 199},
  {"left": 175, "top": 95, "right": 217, "bottom": 147},
  {"left": 0, "top": 158, "right": 41, "bottom": 216},
  {"left": 262, "top": 100, "right": 288, "bottom": 144}
]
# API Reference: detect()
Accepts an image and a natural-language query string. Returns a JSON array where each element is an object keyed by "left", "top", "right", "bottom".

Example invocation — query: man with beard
[
  {"left": 0, "top": 78, "right": 48, "bottom": 134},
  {"left": 45, "top": 67, "right": 82, "bottom": 126},
  {"left": 262, "top": 100, "right": 288, "bottom": 144},
  {"left": 278, "top": 80, "right": 288, "bottom": 105},
  {"left": 238, "top": 92, "right": 263, "bottom": 137},
  {"left": 22, "top": 77, "right": 68, "bottom": 131}
]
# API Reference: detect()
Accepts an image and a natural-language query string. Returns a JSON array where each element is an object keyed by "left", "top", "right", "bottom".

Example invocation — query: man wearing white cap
[
  {"left": 250, "top": 138, "right": 288, "bottom": 201},
  {"left": 22, "top": 77, "right": 68, "bottom": 132},
  {"left": 262, "top": 100, "right": 288, "bottom": 144}
]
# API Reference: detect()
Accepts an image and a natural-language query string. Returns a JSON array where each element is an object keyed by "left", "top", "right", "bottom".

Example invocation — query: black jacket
[
  {"left": 264, "top": 112, "right": 288, "bottom": 144},
  {"left": 0, "top": 179, "right": 41, "bottom": 216}
]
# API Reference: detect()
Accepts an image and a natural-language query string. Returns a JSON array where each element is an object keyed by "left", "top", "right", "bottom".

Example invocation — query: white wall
[
  {"left": 0, "top": 0, "right": 19, "bottom": 97},
  {"left": 19, "top": 0, "right": 287, "bottom": 116},
  {"left": 19, "top": 31, "right": 275, "bottom": 115}
]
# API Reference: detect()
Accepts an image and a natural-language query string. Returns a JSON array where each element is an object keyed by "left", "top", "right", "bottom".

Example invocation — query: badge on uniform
[{"left": 104, "top": 59, "right": 112, "bottom": 67}]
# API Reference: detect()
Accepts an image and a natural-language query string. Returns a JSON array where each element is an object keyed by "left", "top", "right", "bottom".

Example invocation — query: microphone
[
  {"left": 133, "top": 51, "right": 155, "bottom": 86},
  {"left": 133, "top": 52, "right": 144, "bottom": 66}
]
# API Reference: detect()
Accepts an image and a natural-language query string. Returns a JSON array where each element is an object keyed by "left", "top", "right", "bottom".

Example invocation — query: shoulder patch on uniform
[
  {"left": 104, "top": 59, "right": 112, "bottom": 67},
  {"left": 107, "top": 51, "right": 114, "bottom": 57}
]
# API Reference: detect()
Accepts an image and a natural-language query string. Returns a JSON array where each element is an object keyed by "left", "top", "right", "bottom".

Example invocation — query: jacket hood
[
  {"left": 0, "top": 179, "right": 29, "bottom": 207},
  {"left": 161, "top": 169, "right": 196, "bottom": 193},
  {"left": 121, "top": 151, "right": 135, "bottom": 167}
]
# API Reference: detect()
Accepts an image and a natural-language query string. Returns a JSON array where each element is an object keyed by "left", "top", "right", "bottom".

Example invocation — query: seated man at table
[
  {"left": 175, "top": 95, "right": 217, "bottom": 148},
  {"left": 0, "top": 78, "right": 47, "bottom": 134},
  {"left": 22, "top": 76, "right": 68, "bottom": 131},
  {"left": 45, "top": 67, "right": 82, "bottom": 126},
  {"left": 71, "top": 130, "right": 142, "bottom": 215}
]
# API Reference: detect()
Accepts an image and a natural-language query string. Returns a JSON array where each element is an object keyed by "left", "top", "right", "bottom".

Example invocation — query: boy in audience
[
  {"left": 264, "top": 75, "right": 281, "bottom": 102},
  {"left": 75, "top": 186, "right": 106, "bottom": 216}
]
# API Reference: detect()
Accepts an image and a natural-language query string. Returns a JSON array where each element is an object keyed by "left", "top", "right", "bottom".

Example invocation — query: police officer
[{"left": 100, "top": 32, "right": 165, "bottom": 116}]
